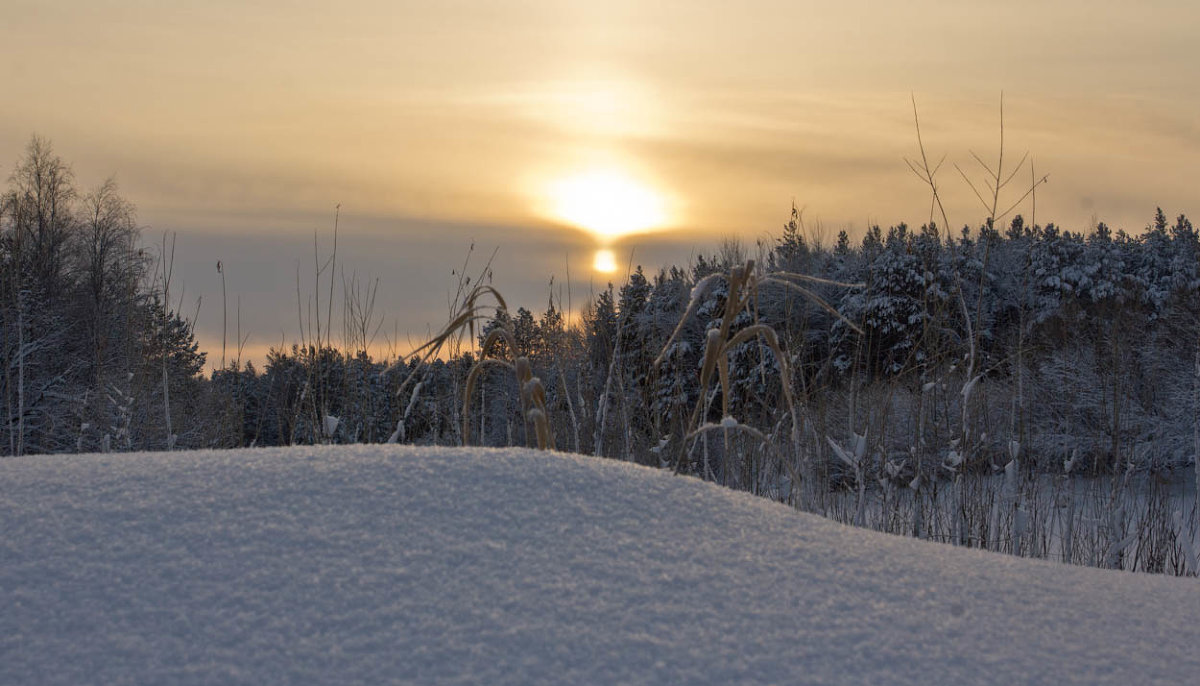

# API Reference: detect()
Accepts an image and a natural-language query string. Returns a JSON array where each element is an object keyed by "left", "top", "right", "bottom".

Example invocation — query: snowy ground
[{"left": 2, "top": 446, "right": 1198, "bottom": 685}]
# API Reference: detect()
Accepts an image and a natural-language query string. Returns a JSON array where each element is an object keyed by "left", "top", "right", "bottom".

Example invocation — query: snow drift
[{"left": 2, "top": 445, "right": 1197, "bottom": 685}]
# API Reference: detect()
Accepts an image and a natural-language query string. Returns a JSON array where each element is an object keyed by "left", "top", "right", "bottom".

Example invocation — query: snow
[{"left": 2, "top": 446, "right": 1198, "bottom": 685}]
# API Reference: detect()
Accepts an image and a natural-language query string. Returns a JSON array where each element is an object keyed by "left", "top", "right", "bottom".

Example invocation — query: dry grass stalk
[
  {"left": 396, "top": 279, "right": 554, "bottom": 450},
  {"left": 655, "top": 260, "right": 860, "bottom": 504}
]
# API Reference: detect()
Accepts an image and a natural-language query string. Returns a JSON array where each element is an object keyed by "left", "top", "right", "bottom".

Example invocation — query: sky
[{"left": 3, "top": 0, "right": 1198, "bottom": 364}]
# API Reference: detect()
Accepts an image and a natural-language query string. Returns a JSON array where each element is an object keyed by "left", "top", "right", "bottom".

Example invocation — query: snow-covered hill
[{"left": 2, "top": 446, "right": 1197, "bottom": 685}]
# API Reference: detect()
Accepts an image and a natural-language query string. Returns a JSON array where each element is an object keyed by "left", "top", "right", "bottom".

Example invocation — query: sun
[{"left": 548, "top": 169, "right": 667, "bottom": 242}]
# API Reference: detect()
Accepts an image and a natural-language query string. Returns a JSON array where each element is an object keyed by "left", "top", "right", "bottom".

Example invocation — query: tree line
[{"left": 4, "top": 138, "right": 1198, "bottom": 489}]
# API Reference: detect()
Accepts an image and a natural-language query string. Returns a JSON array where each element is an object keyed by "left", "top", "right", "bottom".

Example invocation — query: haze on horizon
[{"left": 3, "top": 0, "right": 1198, "bottom": 363}]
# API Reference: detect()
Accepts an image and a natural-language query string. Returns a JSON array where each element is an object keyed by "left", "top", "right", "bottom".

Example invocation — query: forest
[{"left": 4, "top": 137, "right": 1199, "bottom": 573}]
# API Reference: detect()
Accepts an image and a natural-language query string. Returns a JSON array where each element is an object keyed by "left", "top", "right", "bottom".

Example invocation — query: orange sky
[{"left": 3, "top": 1, "right": 1198, "bottom": 362}]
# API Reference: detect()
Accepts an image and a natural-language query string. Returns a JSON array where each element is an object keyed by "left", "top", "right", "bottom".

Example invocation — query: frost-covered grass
[
  {"left": 2, "top": 445, "right": 1199, "bottom": 685},
  {"left": 816, "top": 469, "right": 1199, "bottom": 573}
]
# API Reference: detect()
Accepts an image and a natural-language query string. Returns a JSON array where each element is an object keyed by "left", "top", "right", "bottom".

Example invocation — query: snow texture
[{"left": 2, "top": 445, "right": 1198, "bottom": 685}]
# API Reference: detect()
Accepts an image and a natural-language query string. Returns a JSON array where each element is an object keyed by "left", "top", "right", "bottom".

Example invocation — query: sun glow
[
  {"left": 548, "top": 170, "right": 668, "bottom": 242},
  {"left": 593, "top": 249, "right": 618, "bottom": 273}
]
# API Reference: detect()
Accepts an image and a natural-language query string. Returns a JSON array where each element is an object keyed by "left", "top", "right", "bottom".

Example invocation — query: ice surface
[{"left": 2, "top": 445, "right": 1198, "bottom": 685}]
